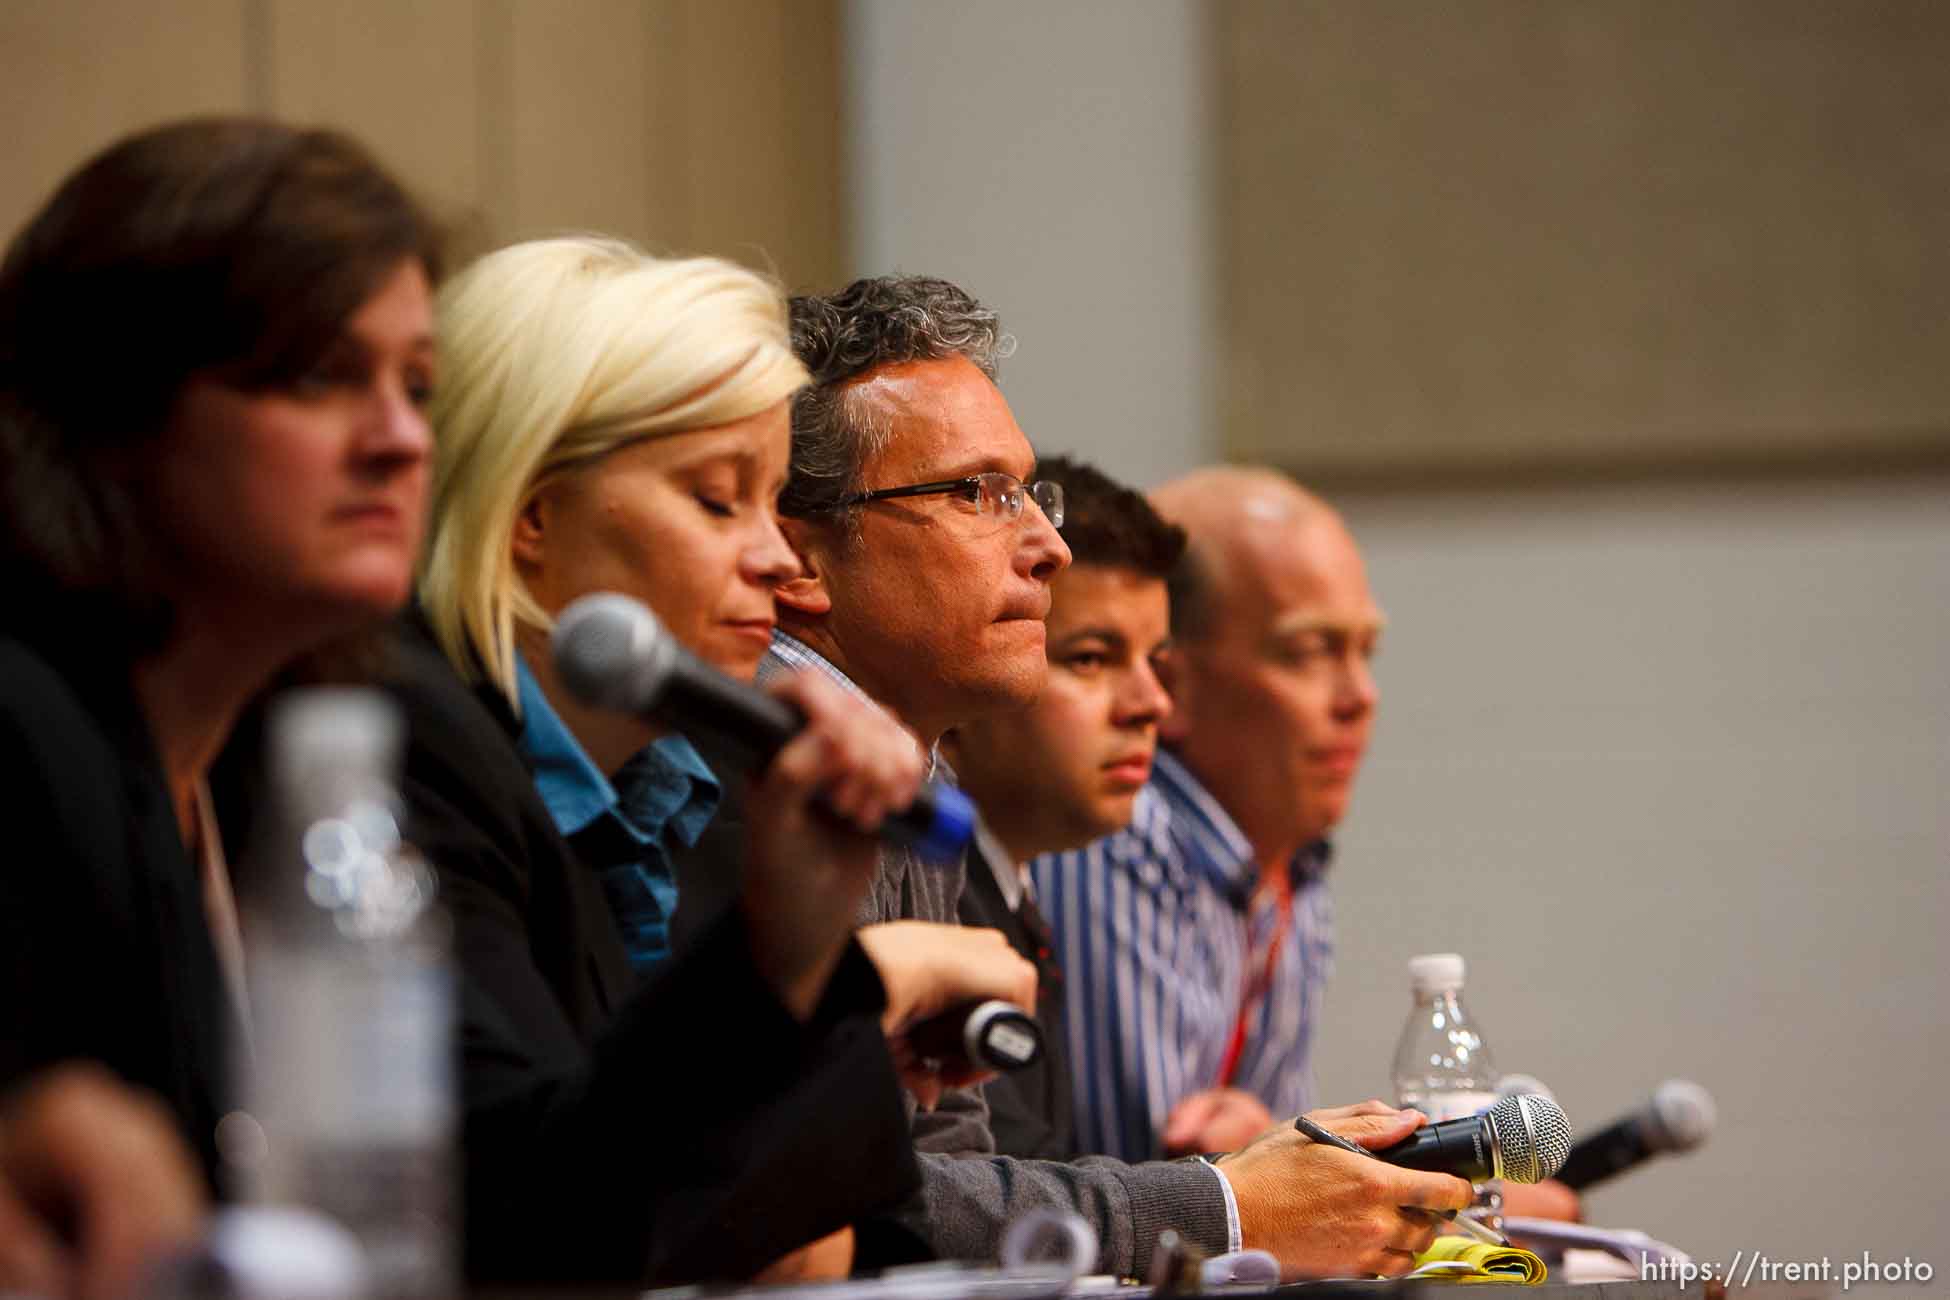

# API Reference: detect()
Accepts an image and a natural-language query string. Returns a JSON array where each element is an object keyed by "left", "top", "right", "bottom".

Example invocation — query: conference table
[
  {"left": 482, "top": 1281, "right": 1831, "bottom": 1300},
  {"left": 476, "top": 1274, "right": 1835, "bottom": 1300},
  {"left": 1266, "top": 1283, "right": 1829, "bottom": 1298}
]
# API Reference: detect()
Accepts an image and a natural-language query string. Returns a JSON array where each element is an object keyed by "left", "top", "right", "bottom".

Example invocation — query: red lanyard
[{"left": 1215, "top": 867, "right": 1293, "bottom": 1088}]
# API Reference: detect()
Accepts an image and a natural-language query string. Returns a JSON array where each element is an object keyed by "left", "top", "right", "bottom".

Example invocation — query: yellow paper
[{"left": 1408, "top": 1235, "right": 1548, "bottom": 1285}]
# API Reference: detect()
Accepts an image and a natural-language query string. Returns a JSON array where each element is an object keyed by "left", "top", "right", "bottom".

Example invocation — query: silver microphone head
[
  {"left": 1487, "top": 1093, "right": 1571, "bottom": 1183},
  {"left": 551, "top": 593, "right": 679, "bottom": 712},
  {"left": 1649, "top": 1079, "right": 1716, "bottom": 1152}
]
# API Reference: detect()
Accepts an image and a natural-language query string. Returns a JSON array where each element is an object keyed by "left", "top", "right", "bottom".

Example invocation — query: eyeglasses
[{"left": 838, "top": 471, "right": 1065, "bottom": 529}]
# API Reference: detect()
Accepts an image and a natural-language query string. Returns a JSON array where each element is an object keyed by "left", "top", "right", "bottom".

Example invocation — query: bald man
[{"left": 1030, "top": 468, "right": 1382, "bottom": 1163}]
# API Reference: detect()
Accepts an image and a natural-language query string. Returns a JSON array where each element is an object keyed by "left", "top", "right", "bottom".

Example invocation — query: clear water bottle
[
  {"left": 1391, "top": 952, "right": 1498, "bottom": 1123},
  {"left": 233, "top": 689, "right": 455, "bottom": 1297}
]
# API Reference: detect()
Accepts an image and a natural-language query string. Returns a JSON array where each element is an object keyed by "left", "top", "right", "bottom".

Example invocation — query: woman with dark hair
[{"left": 0, "top": 118, "right": 441, "bottom": 1198}]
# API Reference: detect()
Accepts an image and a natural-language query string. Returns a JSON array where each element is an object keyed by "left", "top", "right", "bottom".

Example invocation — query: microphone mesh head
[
  {"left": 1490, "top": 1094, "right": 1571, "bottom": 1183},
  {"left": 551, "top": 593, "right": 671, "bottom": 711},
  {"left": 1651, "top": 1079, "right": 1716, "bottom": 1151}
]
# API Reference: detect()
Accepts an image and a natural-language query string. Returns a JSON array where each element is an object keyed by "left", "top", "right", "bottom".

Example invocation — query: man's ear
[
  {"left": 774, "top": 516, "right": 832, "bottom": 617},
  {"left": 1156, "top": 648, "right": 1193, "bottom": 744}
]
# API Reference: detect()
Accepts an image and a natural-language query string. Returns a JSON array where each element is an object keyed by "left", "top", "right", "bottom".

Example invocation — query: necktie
[{"left": 1016, "top": 890, "right": 1063, "bottom": 994}]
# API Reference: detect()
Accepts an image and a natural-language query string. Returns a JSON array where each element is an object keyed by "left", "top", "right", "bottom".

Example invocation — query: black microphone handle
[
  {"left": 1555, "top": 1112, "right": 1654, "bottom": 1191},
  {"left": 660, "top": 655, "right": 803, "bottom": 761},
  {"left": 659, "top": 667, "right": 969, "bottom": 858},
  {"left": 1372, "top": 1111, "right": 1497, "bottom": 1181},
  {"left": 906, "top": 999, "right": 1044, "bottom": 1073}
]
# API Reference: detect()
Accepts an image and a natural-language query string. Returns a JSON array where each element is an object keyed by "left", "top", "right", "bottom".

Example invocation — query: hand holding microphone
[
  {"left": 906, "top": 1001, "right": 1043, "bottom": 1073},
  {"left": 553, "top": 593, "right": 973, "bottom": 1020},
  {"left": 1362, "top": 1093, "right": 1572, "bottom": 1184},
  {"left": 1290, "top": 1095, "right": 1570, "bottom": 1256},
  {"left": 552, "top": 594, "right": 974, "bottom": 860},
  {"left": 1218, "top": 1101, "right": 1475, "bottom": 1279},
  {"left": 858, "top": 922, "right": 1041, "bottom": 1108}
]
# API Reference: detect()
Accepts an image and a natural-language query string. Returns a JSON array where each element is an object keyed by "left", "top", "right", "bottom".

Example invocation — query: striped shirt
[
  {"left": 762, "top": 628, "right": 873, "bottom": 702},
  {"left": 1030, "top": 749, "right": 1335, "bottom": 1162},
  {"left": 760, "top": 631, "right": 958, "bottom": 929}
]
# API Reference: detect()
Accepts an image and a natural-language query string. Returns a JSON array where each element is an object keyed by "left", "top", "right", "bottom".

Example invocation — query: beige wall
[
  {"left": 846, "top": 0, "right": 1218, "bottom": 490},
  {"left": 2, "top": 0, "right": 253, "bottom": 225},
  {"left": 0, "top": 0, "right": 845, "bottom": 289},
  {"left": 1318, "top": 472, "right": 1950, "bottom": 1265},
  {"left": 1216, "top": 0, "right": 1950, "bottom": 482}
]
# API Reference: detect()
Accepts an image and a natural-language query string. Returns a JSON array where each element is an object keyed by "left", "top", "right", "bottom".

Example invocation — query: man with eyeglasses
[{"left": 679, "top": 274, "right": 1471, "bottom": 1282}]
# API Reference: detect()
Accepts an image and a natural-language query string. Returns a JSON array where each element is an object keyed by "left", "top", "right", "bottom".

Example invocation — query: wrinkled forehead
[{"left": 850, "top": 357, "right": 1036, "bottom": 484}]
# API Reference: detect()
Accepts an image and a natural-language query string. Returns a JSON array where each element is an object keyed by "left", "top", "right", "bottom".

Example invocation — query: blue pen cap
[{"left": 909, "top": 781, "right": 976, "bottom": 862}]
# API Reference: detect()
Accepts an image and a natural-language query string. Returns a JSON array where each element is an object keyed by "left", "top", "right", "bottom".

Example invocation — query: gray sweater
[{"left": 864, "top": 838, "right": 1230, "bottom": 1277}]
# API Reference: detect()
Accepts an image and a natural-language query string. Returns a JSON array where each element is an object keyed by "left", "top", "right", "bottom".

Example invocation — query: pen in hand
[
  {"left": 1291, "top": 1113, "right": 1508, "bottom": 1247},
  {"left": 1290, "top": 1112, "right": 1371, "bottom": 1157}
]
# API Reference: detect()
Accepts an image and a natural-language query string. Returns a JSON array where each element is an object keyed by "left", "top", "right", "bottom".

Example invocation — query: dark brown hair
[
  {"left": 0, "top": 116, "right": 440, "bottom": 645},
  {"left": 1036, "top": 454, "right": 1185, "bottom": 579}
]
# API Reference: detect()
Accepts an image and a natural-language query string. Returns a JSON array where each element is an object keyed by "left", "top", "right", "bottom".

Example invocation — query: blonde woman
[{"left": 391, "top": 238, "right": 1032, "bottom": 1285}]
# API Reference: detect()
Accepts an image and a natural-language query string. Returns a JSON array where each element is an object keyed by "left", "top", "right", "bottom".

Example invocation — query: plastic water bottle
[
  {"left": 1391, "top": 952, "right": 1499, "bottom": 1123},
  {"left": 232, "top": 689, "right": 455, "bottom": 1297},
  {"left": 1391, "top": 952, "right": 1505, "bottom": 1224}
]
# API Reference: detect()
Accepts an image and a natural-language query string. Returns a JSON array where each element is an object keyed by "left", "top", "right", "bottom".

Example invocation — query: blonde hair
[{"left": 419, "top": 235, "right": 806, "bottom": 705}]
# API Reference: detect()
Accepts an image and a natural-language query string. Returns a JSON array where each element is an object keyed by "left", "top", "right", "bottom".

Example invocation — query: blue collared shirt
[
  {"left": 1029, "top": 748, "right": 1335, "bottom": 1163},
  {"left": 515, "top": 655, "right": 720, "bottom": 975}
]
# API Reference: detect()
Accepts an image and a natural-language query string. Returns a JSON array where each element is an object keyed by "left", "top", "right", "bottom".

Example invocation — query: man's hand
[
  {"left": 1162, "top": 1086, "right": 1275, "bottom": 1156},
  {"left": 0, "top": 1065, "right": 207, "bottom": 1300},
  {"left": 857, "top": 921, "right": 1037, "bottom": 1109},
  {"left": 1216, "top": 1099, "right": 1473, "bottom": 1280},
  {"left": 752, "top": 1226, "right": 854, "bottom": 1282},
  {"left": 737, "top": 672, "right": 926, "bottom": 1020},
  {"left": 1502, "top": 1178, "right": 1581, "bottom": 1223}
]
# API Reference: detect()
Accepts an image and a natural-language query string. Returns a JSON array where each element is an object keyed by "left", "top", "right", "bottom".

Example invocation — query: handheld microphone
[
  {"left": 552, "top": 593, "right": 974, "bottom": 862},
  {"left": 907, "top": 999, "right": 1044, "bottom": 1073},
  {"left": 1374, "top": 1094, "right": 1571, "bottom": 1184},
  {"left": 1555, "top": 1080, "right": 1715, "bottom": 1191}
]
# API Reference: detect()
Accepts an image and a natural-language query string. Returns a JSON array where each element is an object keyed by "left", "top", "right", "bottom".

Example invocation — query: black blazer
[
  {"left": 0, "top": 632, "right": 233, "bottom": 1186},
  {"left": 380, "top": 620, "right": 920, "bottom": 1284},
  {"left": 956, "top": 843, "right": 1077, "bottom": 1162}
]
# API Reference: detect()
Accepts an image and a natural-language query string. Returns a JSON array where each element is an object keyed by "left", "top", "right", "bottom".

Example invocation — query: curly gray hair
[{"left": 781, "top": 274, "right": 1016, "bottom": 525}]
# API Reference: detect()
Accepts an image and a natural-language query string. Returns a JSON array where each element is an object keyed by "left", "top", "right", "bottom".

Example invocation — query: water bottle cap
[
  {"left": 271, "top": 687, "right": 403, "bottom": 777},
  {"left": 1408, "top": 952, "right": 1466, "bottom": 994}
]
